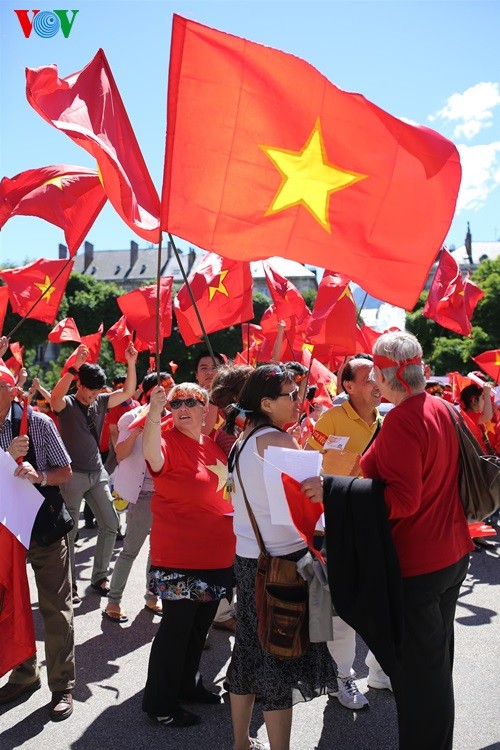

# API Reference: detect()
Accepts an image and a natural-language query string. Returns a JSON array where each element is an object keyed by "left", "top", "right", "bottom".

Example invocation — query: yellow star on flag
[
  {"left": 338, "top": 285, "right": 354, "bottom": 303},
  {"left": 208, "top": 270, "right": 229, "bottom": 301},
  {"left": 262, "top": 119, "right": 367, "bottom": 232},
  {"left": 206, "top": 458, "right": 228, "bottom": 493},
  {"left": 34, "top": 275, "right": 56, "bottom": 304},
  {"left": 495, "top": 354, "right": 500, "bottom": 366},
  {"left": 43, "top": 176, "right": 65, "bottom": 189}
]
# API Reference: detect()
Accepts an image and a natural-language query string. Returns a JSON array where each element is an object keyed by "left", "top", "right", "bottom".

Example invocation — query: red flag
[
  {"left": 61, "top": 325, "right": 103, "bottom": 376},
  {"left": 306, "top": 272, "right": 357, "bottom": 354},
  {"left": 263, "top": 262, "right": 310, "bottom": 325},
  {"left": 448, "top": 371, "right": 473, "bottom": 403},
  {"left": 463, "top": 274, "right": 485, "bottom": 319},
  {"left": 4, "top": 342, "right": 24, "bottom": 378},
  {"left": 48, "top": 317, "right": 81, "bottom": 343},
  {"left": 118, "top": 279, "right": 173, "bottom": 352},
  {"left": 423, "top": 249, "right": 473, "bottom": 336},
  {"left": 356, "top": 321, "right": 382, "bottom": 354},
  {"left": 8, "top": 342, "right": 24, "bottom": 366},
  {"left": 105, "top": 316, "right": 133, "bottom": 364},
  {"left": 0, "top": 286, "right": 9, "bottom": 334},
  {"left": 281, "top": 474, "right": 324, "bottom": 562},
  {"left": 472, "top": 350, "right": 500, "bottom": 385},
  {"left": 162, "top": 15, "right": 461, "bottom": 310},
  {"left": 0, "top": 165, "right": 106, "bottom": 257},
  {"left": 0, "top": 526, "right": 36, "bottom": 679},
  {"left": 26, "top": 50, "right": 160, "bottom": 244},
  {"left": 302, "top": 348, "right": 337, "bottom": 407},
  {"left": 242, "top": 323, "right": 265, "bottom": 353},
  {"left": 174, "top": 253, "right": 253, "bottom": 346},
  {"left": 259, "top": 306, "right": 301, "bottom": 362},
  {"left": 0, "top": 258, "right": 73, "bottom": 325}
]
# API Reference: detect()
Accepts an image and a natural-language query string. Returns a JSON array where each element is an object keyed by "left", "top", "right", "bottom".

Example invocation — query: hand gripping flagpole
[
  {"left": 5, "top": 258, "right": 74, "bottom": 340},
  {"left": 167, "top": 233, "right": 219, "bottom": 368}
]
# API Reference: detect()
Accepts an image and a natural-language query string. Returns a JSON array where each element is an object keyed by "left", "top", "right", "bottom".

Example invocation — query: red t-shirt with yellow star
[{"left": 148, "top": 428, "right": 235, "bottom": 570}]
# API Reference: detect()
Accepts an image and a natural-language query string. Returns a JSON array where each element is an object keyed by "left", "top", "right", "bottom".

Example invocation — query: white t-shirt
[{"left": 232, "top": 426, "right": 305, "bottom": 558}]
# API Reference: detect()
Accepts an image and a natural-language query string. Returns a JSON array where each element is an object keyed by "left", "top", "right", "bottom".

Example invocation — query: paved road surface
[{"left": 1, "top": 517, "right": 499, "bottom": 750}]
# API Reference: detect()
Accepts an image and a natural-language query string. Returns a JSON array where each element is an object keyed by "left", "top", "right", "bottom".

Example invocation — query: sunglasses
[
  {"left": 276, "top": 388, "right": 299, "bottom": 402},
  {"left": 169, "top": 397, "right": 203, "bottom": 410}
]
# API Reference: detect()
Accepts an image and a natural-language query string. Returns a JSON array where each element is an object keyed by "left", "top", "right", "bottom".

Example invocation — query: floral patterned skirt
[
  {"left": 149, "top": 565, "right": 233, "bottom": 603},
  {"left": 229, "top": 552, "right": 337, "bottom": 711}
]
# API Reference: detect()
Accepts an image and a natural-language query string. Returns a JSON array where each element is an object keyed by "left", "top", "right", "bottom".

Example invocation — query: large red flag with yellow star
[
  {"left": 174, "top": 252, "right": 253, "bottom": 346},
  {"left": 0, "top": 258, "right": 73, "bottom": 325},
  {"left": 162, "top": 15, "right": 461, "bottom": 310},
  {"left": 0, "top": 165, "right": 106, "bottom": 257}
]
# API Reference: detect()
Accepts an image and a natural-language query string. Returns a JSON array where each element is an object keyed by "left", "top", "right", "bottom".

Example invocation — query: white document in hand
[
  {"left": 0, "top": 450, "right": 45, "bottom": 549},
  {"left": 262, "top": 447, "right": 322, "bottom": 526}
]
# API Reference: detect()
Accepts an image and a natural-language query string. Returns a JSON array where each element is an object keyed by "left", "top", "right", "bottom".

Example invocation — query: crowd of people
[{"left": 0, "top": 329, "right": 498, "bottom": 750}]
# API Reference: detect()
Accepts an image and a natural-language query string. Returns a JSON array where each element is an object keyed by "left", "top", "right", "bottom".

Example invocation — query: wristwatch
[
  {"left": 39, "top": 470, "right": 48, "bottom": 487},
  {"left": 68, "top": 366, "right": 79, "bottom": 377}
]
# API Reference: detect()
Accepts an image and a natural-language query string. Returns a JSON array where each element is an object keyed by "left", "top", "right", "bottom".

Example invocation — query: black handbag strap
[
  {"left": 74, "top": 397, "right": 100, "bottom": 445},
  {"left": 362, "top": 415, "right": 382, "bottom": 455}
]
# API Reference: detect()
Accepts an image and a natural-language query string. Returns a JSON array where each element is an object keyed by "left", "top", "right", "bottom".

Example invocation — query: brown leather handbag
[{"left": 235, "top": 440, "right": 309, "bottom": 660}]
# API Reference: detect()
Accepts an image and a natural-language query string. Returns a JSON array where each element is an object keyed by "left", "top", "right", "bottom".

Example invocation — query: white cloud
[
  {"left": 455, "top": 141, "right": 500, "bottom": 212},
  {"left": 429, "top": 82, "right": 500, "bottom": 140}
]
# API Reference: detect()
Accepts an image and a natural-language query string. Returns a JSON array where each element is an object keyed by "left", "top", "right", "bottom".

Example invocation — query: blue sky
[{"left": 1, "top": 0, "right": 499, "bottom": 286}]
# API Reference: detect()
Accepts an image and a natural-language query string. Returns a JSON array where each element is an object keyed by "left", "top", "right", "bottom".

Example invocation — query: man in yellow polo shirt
[{"left": 306, "top": 357, "right": 391, "bottom": 709}]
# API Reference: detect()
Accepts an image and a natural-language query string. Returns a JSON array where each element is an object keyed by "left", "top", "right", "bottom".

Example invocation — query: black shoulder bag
[{"left": 11, "top": 402, "right": 74, "bottom": 547}]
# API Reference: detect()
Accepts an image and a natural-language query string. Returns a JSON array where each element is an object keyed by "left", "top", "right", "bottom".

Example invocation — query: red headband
[{"left": 373, "top": 354, "right": 423, "bottom": 394}]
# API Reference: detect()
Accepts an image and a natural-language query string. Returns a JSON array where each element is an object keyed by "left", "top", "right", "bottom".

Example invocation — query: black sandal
[{"left": 90, "top": 578, "right": 110, "bottom": 596}]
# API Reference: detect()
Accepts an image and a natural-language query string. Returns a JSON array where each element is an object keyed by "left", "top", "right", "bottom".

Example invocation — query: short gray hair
[{"left": 373, "top": 331, "right": 425, "bottom": 393}]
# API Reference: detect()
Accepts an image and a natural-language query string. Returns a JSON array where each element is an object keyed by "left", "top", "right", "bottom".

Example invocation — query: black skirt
[{"left": 230, "top": 551, "right": 337, "bottom": 711}]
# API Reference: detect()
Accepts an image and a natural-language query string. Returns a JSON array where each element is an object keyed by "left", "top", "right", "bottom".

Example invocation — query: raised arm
[
  {"left": 142, "top": 386, "right": 166, "bottom": 473},
  {"left": 51, "top": 344, "right": 88, "bottom": 412},
  {"left": 107, "top": 342, "right": 138, "bottom": 409}
]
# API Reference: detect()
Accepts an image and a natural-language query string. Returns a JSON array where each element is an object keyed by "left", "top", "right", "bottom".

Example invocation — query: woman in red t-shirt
[{"left": 141, "top": 382, "right": 235, "bottom": 729}]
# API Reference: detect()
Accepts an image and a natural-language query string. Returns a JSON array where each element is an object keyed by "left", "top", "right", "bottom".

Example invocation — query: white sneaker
[
  {"left": 332, "top": 676, "right": 369, "bottom": 710},
  {"left": 367, "top": 672, "right": 393, "bottom": 691}
]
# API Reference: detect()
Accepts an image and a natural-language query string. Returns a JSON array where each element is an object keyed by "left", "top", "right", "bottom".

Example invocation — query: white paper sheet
[
  {"left": 262, "top": 447, "right": 322, "bottom": 526},
  {"left": 0, "top": 450, "right": 45, "bottom": 548}
]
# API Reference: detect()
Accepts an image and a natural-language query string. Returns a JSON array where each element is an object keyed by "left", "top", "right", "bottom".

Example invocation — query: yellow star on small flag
[
  {"left": 206, "top": 458, "right": 228, "bottom": 493},
  {"left": 338, "top": 285, "right": 354, "bottom": 303},
  {"left": 262, "top": 118, "right": 367, "bottom": 232},
  {"left": 208, "top": 270, "right": 229, "bottom": 301},
  {"left": 34, "top": 275, "right": 56, "bottom": 304}
]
